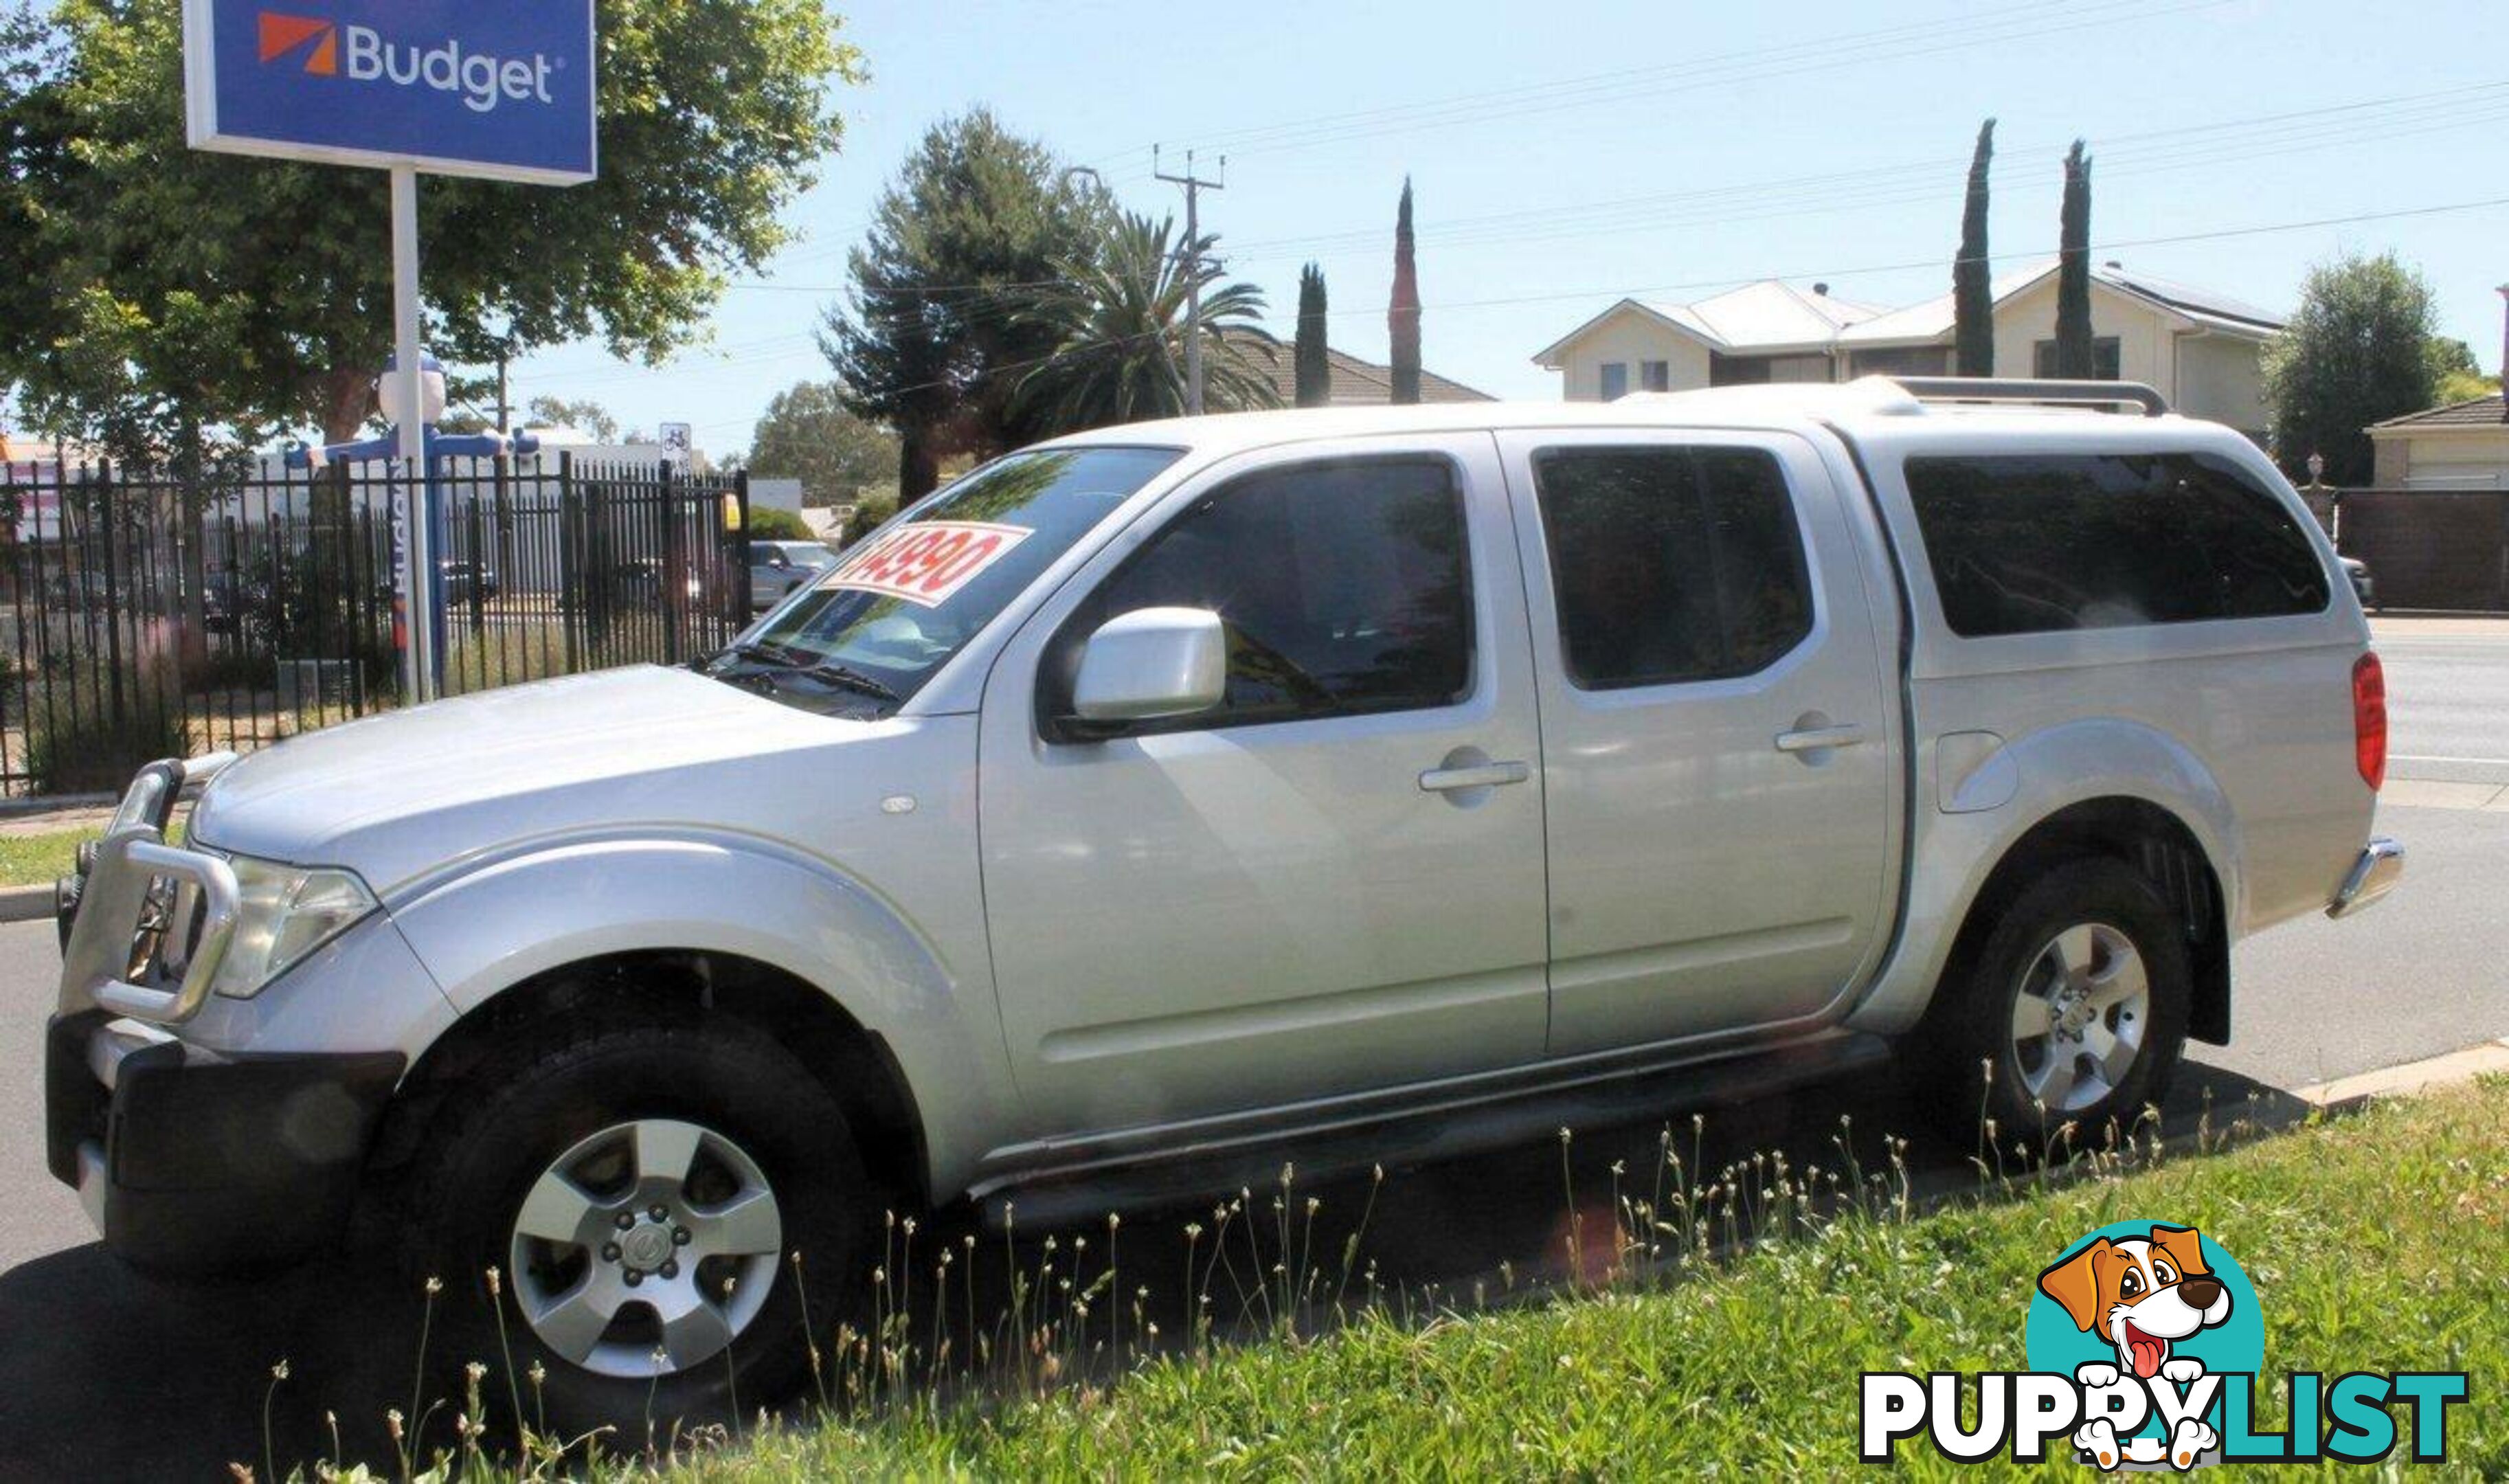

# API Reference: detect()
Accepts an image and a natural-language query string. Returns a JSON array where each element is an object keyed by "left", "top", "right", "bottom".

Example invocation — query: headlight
[{"left": 209, "top": 855, "right": 379, "bottom": 1000}]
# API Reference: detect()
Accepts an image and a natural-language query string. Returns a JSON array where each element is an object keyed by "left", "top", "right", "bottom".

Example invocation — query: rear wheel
[
  {"left": 404, "top": 1015, "right": 872, "bottom": 1441},
  {"left": 1913, "top": 858, "right": 2190, "bottom": 1143}
]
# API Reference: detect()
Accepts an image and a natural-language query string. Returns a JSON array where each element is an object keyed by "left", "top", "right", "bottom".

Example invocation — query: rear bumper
[
  {"left": 45, "top": 1011, "right": 403, "bottom": 1278},
  {"left": 2326, "top": 836, "right": 2404, "bottom": 920}
]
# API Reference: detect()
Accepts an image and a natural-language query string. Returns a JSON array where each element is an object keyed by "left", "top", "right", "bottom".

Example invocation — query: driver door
[{"left": 976, "top": 435, "right": 1551, "bottom": 1136}]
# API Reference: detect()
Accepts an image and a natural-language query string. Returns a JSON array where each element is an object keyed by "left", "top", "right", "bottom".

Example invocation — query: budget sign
[{"left": 183, "top": 0, "right": 596, "bottom": 184}]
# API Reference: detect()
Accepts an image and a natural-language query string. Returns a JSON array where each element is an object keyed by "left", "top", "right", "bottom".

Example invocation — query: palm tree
[{"left": 1013, "top": 212, "right": 1278, "bottom": 434}]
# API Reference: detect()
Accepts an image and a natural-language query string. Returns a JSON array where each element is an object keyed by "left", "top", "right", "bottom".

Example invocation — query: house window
[
  {"left": 1641, "top": 360, "right": 1671, "bottom": 393},
  {"left": 1846, "top": 346, "right": 1952, "bottom": 378},
  {"left": 1599, "top": 363, "right": 1630, "bottom": 402},
  {"left": 2034, "top": 337, "right": 2124, "bottom": 380}
]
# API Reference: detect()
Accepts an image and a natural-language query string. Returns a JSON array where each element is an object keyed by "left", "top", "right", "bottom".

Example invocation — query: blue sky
[{"left": 505, "top": 0, "right": 2509, "bottom": 456}]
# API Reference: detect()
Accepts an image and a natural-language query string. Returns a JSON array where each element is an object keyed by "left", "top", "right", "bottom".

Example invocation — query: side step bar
[{"left": 979, "top": 1031, "right": 1895, "bottom": 1233}]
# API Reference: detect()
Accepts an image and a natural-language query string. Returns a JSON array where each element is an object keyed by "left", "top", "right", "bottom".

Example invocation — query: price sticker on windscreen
[{"left": 827, "top": 521, "right": 1032, "bottom": 608}]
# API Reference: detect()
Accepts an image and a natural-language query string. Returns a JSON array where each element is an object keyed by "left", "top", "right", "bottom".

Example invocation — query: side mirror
[{"left": 1070, "top": 607, "right": 1227, "bottom": 728}]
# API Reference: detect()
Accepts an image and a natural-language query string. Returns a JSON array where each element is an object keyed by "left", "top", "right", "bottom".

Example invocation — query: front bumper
[
  {"left": 48, "top": 754, "right": 410, "bottom": 1277},
  {"left": 2327, "top": 835, "right": 2404, "bottom": 920},
  {"left": 46, "top": 1011, "right": 403, "bottom": 1276}
]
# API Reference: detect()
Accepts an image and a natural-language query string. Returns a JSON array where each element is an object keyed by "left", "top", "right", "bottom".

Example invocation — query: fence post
[
  {"left": 98, "top": 460, "right": 127, "bottom": 736},
  {"left": 660, "top": 461, "right": 686, "bottom": 666},
  {"left": 557, "top": 451, "right": 581, "bottom": 676},
  {"left": 733, "top": 470, "right": 752, "bottom": 636}
]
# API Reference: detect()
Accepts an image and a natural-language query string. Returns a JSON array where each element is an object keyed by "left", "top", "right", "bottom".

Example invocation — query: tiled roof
[
  {"left": 1221, "top": 328, "right": 1495, "bottom": 405},
  {"left": 2369, "top": 394, "right": 2508, "bottom": 431}
]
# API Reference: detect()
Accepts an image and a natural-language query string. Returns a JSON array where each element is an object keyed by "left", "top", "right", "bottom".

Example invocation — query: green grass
[
  {"left": 0, "top": 829, "right": 90, "bottom": 888},
  {"left": 522, "top": 1079, "right": 2506, "bottom": 1482}
]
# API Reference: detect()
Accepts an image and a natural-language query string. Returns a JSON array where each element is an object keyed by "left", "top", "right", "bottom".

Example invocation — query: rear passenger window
[
  {"left": 1061, "top": 456, "right": 1474, "bottom": 732},
  {"left": 1533, "top": 446, "right": 1814, "bottom": 689},
  {"left": 1904, "top": 453, "right": 2330, "bottom": 637}
]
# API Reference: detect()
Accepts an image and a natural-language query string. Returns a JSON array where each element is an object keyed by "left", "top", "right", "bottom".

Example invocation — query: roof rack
[{"left": 1887, "top": 377, "right": 2170, "bottom": 418}]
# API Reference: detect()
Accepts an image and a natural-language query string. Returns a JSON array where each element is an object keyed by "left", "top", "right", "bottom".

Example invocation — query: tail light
[{"left": 2352, "top": 651, "right": 2387, "bottom": 791}]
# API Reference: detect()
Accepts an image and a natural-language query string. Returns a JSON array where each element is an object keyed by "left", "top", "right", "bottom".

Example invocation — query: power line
[{"left": 1159, "top": 0, "right": 2231, "bottom": 161}]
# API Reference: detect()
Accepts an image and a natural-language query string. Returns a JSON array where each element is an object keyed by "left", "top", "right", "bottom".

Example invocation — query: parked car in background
[
  {"left": 748, "top": 540, "right": 840, "bottom": 613},
  {"left": 375, "top": 561, "right": 500, "bottom": 607},
  {"left": 49, "top": 377, "right": 2399, "bottom": 1438},
  {"left": 2341, "top": 556, "right": 2376, "bottom": 610}
]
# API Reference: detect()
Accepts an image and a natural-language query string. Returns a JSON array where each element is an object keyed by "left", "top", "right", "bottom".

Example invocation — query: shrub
[
  {"left": 842, "top": 491, "right": 899, "bottom": 547},
  {"left": 27, "top": 672, "right": 194, "bottom": 795},
  {"left": 746, "top": 506, "right": 813, "bottom": 541}
]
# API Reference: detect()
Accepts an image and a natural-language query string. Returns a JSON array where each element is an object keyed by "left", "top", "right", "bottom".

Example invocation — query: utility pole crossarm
[{"left": 1155, "top": 146, "right": 1226, "bottom": 418}]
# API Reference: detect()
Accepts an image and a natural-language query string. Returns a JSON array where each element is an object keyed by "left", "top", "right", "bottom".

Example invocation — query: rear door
[
  {"left": 1498, "top": 429, "right": 1895, "bottom": 1055},
  {"left": 977, "top": 434, "right": 1553, "bottom": 1134}
]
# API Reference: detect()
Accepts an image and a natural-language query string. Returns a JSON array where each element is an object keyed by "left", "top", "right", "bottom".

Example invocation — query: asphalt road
[
  {"left": 0, "top": 619, "right": 2497, "bottom": 1477},
  {"left": 2378, "top": 620, "right": 2509, "bottom": 781}
]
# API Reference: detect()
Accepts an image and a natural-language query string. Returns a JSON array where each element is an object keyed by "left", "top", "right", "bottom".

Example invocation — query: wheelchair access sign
[{"left": 183, "top": 0, "right": 597, "bottom": 185}]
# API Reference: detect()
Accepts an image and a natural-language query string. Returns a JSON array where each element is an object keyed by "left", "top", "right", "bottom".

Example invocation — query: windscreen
[{"left": 713, "top": 446, "right": 1182, "bottom": 708}]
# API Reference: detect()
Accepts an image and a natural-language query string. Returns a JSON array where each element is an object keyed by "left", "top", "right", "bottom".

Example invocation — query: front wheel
[
  {"left": 1913, "top": 858, "right": 2190, "bottom": 1143},
  {"left": 404, "top": 1016, "right": 873, "bottom": 1441}
]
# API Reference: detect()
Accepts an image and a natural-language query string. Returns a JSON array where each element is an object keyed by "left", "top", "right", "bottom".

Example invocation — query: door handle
[
  {"left": 1419, "top": 761, "right": 1531, "bottom": 793},
  {"left": 1775, "top": 723, "right": 1868, "bottom": 754}
]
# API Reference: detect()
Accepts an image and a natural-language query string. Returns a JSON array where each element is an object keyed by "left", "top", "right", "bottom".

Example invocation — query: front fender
[
  {"left": 387, "top": 829, "right": 1015, "bottom": 1197},
  {"left": 1846, "top": 718, "right": 2242, "bottom": 1037}
]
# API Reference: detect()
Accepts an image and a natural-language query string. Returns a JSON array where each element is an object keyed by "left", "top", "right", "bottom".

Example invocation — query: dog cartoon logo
[
  {"left": 2028, "top": 1222, "right": 2262, "bottom": 1471},
  {"left": 1864, "top": 1219, "right": 2464, "bottom": 1469}
]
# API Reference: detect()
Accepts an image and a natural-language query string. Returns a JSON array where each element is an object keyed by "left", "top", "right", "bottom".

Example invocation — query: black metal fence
[{"left": 0, "top": 453, "right": 752, "bottom": 797}]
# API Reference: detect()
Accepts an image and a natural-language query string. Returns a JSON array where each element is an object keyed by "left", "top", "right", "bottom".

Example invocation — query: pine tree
[
  {"left": 1955, "top": 118, "right": 1996, "bottom": 378},
  {"left": 1389, "top": 179, "right": 1422, "bottom": 405},
  {"left": 2054, "top": 140, "right": 2096, "bottom": 379},
  {"left": 1294, "top": 264, "right": 1331, "bottom": 407}
]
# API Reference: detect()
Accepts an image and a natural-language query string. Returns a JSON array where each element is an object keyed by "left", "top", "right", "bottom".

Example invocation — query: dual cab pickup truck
[{"left": 49, "top": 376, "right": 2400, "bottom": 1432}]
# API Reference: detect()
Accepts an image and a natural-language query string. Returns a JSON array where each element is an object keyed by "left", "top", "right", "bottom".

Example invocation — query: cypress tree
[
  {"left": 1389, "top": 179, "right": 1422, "bottom": 405},
  {"left": 1295, "top": 263, "right": 1331, "bottom": 407},
  {"left": 2054, "top": 140, "right": 2096, "bottom": 379},
  {"left": 1955, "top": 118, "right": 1996, "bottom": 378}
]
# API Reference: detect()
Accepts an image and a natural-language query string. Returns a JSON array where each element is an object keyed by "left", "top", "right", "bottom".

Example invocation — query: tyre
[
  {"left": 1913, "top": 857, "right": 2190, "bottom": 1143},
  {"left": 403, "top": 1015, "right": 873, "bottom": 1442}
]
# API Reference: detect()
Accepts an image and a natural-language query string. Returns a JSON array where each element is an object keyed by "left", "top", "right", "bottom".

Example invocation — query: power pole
[{"left": 1155, "top": 146, "right": 1226, "bottom": 416}]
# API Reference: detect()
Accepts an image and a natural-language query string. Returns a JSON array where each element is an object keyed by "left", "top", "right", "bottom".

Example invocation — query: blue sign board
[{"left": 183, "top": 0, "right": 596, "bottom": 185}]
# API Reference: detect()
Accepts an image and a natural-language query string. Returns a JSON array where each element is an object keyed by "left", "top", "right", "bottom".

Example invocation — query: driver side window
[{"left": 1050, "top": 456, "right": 1475, "bottom": 735}]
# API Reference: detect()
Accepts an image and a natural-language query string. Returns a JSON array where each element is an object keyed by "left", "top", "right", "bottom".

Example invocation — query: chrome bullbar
[{"left": 57, "top": 754, "right": 244, "bottom": 1026}]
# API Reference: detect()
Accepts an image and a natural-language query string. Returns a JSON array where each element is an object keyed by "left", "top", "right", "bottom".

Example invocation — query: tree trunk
[
  {"left": 898, "top": 422, "right": 941, "bottom": 501},
  {"left": 319, "top": 366, "right": 376, "bottom": 447}
]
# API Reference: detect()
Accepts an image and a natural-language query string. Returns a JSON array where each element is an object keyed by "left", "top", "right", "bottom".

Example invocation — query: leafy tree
[
  {"left": 1294, "top": 265, "right": 1331, "bottom": 408},
  {"left": 526, "top": 397, "right": 621, "bottom": 442},
  {"left": 2426, "top": 337, "right": 2501, "bottom": 405},
  {"left": 0, "top": 0, "right": 860, "bottom": 454},
  {"left": 820, "top": 110, "right": 1108, "bottom": 499},
  {"left": 1955, "top": 119, "right": 1995, "bottom": 378},
  {"left": 2052, "top": 141, "right": 2095, "bottom": 379},
  {"left": 2262, "top": 252, "right": 2439, "bottom": 484},
  {"left": 745, "top": 381, "right": 899, "bottom": 504},
  {"left": 1010, "top": 212, "right": 1274, "bottom": 435},
  {"left": 1389, "top": 179, "right": 1421, "bottom": 405}
]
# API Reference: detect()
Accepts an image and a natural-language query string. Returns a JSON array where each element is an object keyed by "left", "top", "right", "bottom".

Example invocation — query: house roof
[
  {"left": 1543, "top": 262, "right": 2286, "bottom": 363},
  {"left": 2367, "top": 394, "right": 2508, "bottom": 433},
  {"left": 1222, "top": 328, "right": 1496, "bottom": 405},
  {"left": 1533, "top": 280, "right": 1885, "bottom": 366}
]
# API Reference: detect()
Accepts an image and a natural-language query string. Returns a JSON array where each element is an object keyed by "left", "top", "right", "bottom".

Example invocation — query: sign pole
[{"left": 390, "top": 162, "right": 436, "bottom": 704}]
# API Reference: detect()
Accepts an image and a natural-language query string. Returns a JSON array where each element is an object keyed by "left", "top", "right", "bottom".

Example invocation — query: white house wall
[
  {"left": 2174, "top": 332, "right": 2271, "bottom": 438},
  {"left": 1557, "top": 309, "right": 1713, "bottom": 400}
]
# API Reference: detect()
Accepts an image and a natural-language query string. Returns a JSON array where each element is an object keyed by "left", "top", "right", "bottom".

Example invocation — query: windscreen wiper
[{"left": 791, "top": 660, "right": 903, "bottom": 704}]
